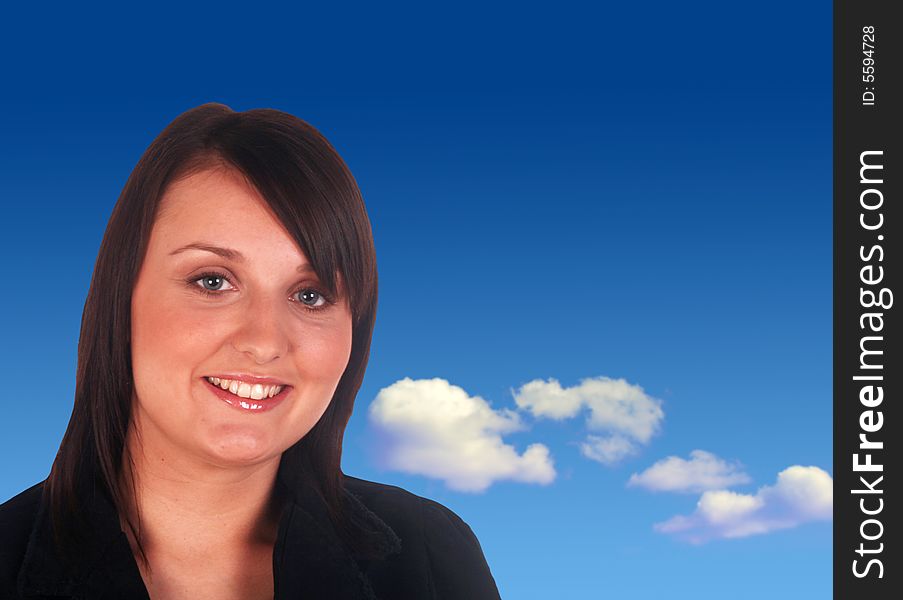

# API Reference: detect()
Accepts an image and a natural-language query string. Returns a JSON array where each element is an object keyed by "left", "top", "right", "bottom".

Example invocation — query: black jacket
[{"left": 0, "top": 467, "right": 502, "bottom": 599}]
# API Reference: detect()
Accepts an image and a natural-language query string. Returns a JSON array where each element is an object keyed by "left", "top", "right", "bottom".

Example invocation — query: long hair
[{"left": 45, "top": 103, "right": 379, "bottom": 563}]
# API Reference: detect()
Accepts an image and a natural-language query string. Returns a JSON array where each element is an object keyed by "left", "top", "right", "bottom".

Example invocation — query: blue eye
[
  {"left": 298, "top": 289, "right": 326, "bottom": 308},
  {"left": 198, "top": 274, "right": 231, "bottom": 292},
  {"left": 187, "top": 270, "right": 334, "bottom": 314}
]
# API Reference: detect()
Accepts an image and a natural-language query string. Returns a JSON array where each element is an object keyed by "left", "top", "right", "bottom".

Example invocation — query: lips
[
  {"left": 202, "top": 377, "right": 292, "bottom": 412},
  {"left": 204, "top": 373, "right": 289, "bottom": 386}
]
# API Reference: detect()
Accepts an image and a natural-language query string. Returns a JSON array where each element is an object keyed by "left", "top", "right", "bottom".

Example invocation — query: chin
[{"left": 201, "top": 426, "right": 282, "bottom": 466}]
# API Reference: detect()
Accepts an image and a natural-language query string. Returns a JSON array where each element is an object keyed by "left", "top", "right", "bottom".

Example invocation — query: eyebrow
[{"left": 169, "top": 242, "right": 316, "bottom": 274}]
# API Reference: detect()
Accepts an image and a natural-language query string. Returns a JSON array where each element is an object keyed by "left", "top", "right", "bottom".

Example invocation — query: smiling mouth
[
  {"left": 206, "top": 376, "right": 285, "bottom": 399},
  {"left": 202, "top": 377, "right": 292, "bottom": 412}
]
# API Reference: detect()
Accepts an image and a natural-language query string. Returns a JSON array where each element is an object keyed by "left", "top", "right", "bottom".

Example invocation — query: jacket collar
[
  {"left": 271, "top": 456, "right": 402, "bottom": 599},
  {"left": 18, "top": 457, "right": 401, "bottom": 599}
]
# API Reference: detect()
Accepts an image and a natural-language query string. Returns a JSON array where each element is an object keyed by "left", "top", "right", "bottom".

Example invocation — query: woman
[{"left": 0, "top": 103, "right": 502, "bottom": 600}]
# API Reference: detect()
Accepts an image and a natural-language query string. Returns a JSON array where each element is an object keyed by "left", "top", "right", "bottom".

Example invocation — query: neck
[{"left": 119, "top": 425, "right": 285, "bottom": 564}]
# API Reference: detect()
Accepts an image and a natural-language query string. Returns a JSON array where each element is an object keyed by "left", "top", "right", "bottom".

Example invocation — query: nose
[{"left": 230, "top": 296, "right": 291, "bottom": 364}]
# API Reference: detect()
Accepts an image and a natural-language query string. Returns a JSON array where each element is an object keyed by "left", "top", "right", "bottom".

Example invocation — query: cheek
[
  {"left": 130, "top": 288, "right": 221, "bottom": 400},
  {"left": 293, "top": 321, "right": 353, "bottom": 386},
  {"left": 286, "top": 321, "right": 353, "bottom": 434}
]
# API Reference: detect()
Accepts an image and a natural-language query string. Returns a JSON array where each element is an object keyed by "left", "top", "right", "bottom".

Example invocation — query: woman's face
[{"left": 129, "top": 166, "right": 353, "bottom": 469}]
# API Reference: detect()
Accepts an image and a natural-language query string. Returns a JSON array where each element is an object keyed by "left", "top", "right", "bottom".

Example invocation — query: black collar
[{"left": 18, "top": 458, "right": 401, "bottom": 599}]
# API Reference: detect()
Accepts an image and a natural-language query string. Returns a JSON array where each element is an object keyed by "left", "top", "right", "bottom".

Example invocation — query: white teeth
[{"left": 206, "top": 377, "right": 284, "bottom": 399}]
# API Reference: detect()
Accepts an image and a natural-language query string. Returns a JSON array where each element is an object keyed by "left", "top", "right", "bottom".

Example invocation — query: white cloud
[
  {"left": 653, "top": 465, "right": 833, "bottom": 543},
  {"left": 627, "top": 450, "right": 751, "bottom": 493},
  {"left": 580, "top": 434, "right": 638, "bottom": 465},
  {"left": 512, "top": 376, "right": 664, "bottom": 464},
  {"left": 368, "top": 377, "right": 556, "bottom": 492}
]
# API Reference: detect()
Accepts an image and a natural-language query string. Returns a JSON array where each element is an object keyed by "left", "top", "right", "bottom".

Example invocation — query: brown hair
[{"left": 45, "top": 102, "right": 379, "bottom": 563}]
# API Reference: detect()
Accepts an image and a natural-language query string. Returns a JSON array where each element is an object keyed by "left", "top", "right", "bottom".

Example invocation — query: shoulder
[
  {"left": 343, "top": 475, "right": 501, "bottom": 600},
  {"left": 343, "top": 474, "right": 424, "bottom": 518},
  {"left": 0, "top": 482, "right": 44, "bottom": 557},
  {"left": 0, "top": 482, "right": 45, "bottom": 596},
  {"left": 343, "top": 474, "right": 476, "bottom": 546},
  {"left": 344, "top": 475, "right": 483, "bottom": 554}
]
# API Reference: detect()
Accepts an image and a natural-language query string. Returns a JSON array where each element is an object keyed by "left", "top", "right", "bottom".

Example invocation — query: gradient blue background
[{"left": 0, "top": 2, "right": 831, "bottom": 598}]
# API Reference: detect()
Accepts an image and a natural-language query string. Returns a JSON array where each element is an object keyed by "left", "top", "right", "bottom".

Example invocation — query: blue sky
[{"left": 0, "top": 2, "right": 831, "bottom": 598}]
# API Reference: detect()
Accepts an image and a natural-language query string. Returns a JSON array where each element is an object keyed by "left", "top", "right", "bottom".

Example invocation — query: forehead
[
  {"left": 150, "top": 167, "right": 303, "bottom": 264},
  {"left": 157, "top": 167, "right": 274, "bottom": 227}
]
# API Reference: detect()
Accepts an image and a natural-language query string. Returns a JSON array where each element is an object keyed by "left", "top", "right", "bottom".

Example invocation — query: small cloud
[
  {"left": 580, "top": 434, "right": 638, "bottom": 465},
  {"left": 512, "top": 376, "right": 664, "bottom": 465},
  {"left": 628, "top": 450, "right": 751, "bottom": 493},
  {"left": 654, "top": 465, "right": 833, "bottom": 543},
  {"left": 368, "top": 377, "right": 556, "bottom": 492}
]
